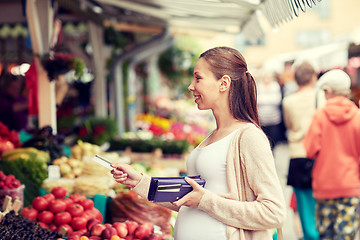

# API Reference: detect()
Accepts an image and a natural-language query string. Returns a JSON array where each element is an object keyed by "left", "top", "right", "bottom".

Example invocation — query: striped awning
[
  {"left": 57, "top": 0, "right": 324, "bottom": 43},
  {"left": 0, "top": 0, "right": 324, "bottom": 43}
]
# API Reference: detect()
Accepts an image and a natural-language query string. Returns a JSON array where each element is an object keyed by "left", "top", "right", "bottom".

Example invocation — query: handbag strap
[{"left": 238, "top": 128, "right": 284, "bottom": 240}]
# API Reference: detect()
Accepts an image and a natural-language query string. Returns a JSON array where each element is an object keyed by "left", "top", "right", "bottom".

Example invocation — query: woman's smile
[{"left": 193, "top": 94, "right": 201, "bottom": 103}]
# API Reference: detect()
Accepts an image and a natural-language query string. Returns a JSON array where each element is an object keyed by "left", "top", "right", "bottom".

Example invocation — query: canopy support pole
[{"left": 26, "top": 0, "right": 57, "bottom": 133}]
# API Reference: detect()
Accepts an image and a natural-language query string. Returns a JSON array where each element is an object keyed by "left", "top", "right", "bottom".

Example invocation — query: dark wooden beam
[{"left": 103, "top": 20, "right": 163, "bottom": 34}]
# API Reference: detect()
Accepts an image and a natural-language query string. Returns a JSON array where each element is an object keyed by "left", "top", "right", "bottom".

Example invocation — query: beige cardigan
[{"left": 133, "top": 124, "right": 286, "bottom": 240}]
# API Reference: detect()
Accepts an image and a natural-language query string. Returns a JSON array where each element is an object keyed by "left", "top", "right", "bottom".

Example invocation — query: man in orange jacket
[{"left": 304, "top": 69, "right": 360, "bottom": 239}]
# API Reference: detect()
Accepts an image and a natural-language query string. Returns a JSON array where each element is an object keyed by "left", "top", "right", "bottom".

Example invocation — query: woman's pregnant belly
[{"left": 174, "top": 206, "right": 227, "bottom": 240}]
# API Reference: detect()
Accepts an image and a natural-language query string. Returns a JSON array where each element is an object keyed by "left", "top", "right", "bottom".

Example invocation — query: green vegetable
[
  {"left": 0, "top": 156, "right": 48, "bottom": 207},
  {"left": 109, "top": 138, "right": 189, "bottom": 154}
]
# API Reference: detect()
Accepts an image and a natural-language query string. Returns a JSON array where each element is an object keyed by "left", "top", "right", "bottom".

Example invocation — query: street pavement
[{"left": 273, "top": 143, "right": 298, "bottom": 240}]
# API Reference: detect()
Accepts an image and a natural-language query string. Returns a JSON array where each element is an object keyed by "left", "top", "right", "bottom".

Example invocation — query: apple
[
  {"left": 85, "top": 208, "right": 103, "bottom": 223},
  {"left": 89, "top": 236, "right": 101, "bottom": 240},
  {"left": 49, "top": 223, "right": 57, "bottom": 232},
  {"left": 67, "top": 203, "right": 84, "bottom": 217},
  {"left": 104, "top": 223, "right": 113, "bottom": 228},
  {"left": 134, "top": 223, "right": 153, "bottom": 239},
  {"left": 69, "top": 193, "right": 87, "bottom": 203},
  {"left": 79, "top": 198, "right": 94, "bottom": 210},
  {"left": 37, "top": 210, "right": 54, "bottom": 224},
  {"left": 87, "top": 218, "right": 100, "bottom": 231},
  {"left": 140, "top": 223, "right": 154, "bottom": 233},
  {"left": 71, "top": 217, "right": 88, "bottom": 231},
  {"left": 63, "top": 197, "right": 74, "bottom": 207},
  {"left": 67, "top": 235, "right": 81, "bottom": 240},
  {"left": 82, "top": 211, "right": 93, "bottom": 222},
  {"left": 38, "top": 221, "right": 48, "bottom": 229},
  {"left": 21, "top": 207, "right": 38, "bottom": 221},
  {"left": 101, "top": 226, "right": 118, "bottom": 239},
  {"left": 73, "top": 228, "right": 88, "bottom": 236},
  {"left": 112, "top": 222, "right": 128, "bottom": 238},
  {"left": 125, "top": 220, "right": 139, "bottom": 236},
  {"left": 90, "top": 223, "right": 106, "bottom": 236},
  {"left": 49, "top": 199, "right": 67, "bottom": 213},
  {"left": 43, "top": 193, "right": 56, "bottom": 203}
]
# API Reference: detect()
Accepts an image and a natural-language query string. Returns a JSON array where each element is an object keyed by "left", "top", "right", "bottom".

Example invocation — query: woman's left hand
[{"left": 171, "top": 177, "right": 205, "bottom": 208}]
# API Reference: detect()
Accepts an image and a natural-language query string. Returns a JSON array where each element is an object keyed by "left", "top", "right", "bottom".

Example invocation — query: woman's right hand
[{"left": 110, "top": 163, "right": 142, "bottom": 188}]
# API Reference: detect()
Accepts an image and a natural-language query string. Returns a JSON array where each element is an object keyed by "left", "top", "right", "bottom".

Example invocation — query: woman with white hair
[{"left": 304, "top": 69, "right": 360, "bottom": 239}]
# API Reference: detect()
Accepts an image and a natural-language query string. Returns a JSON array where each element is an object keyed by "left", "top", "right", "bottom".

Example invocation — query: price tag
[{"left": 48, "top": 165, "right": 61, "bottom": 179}]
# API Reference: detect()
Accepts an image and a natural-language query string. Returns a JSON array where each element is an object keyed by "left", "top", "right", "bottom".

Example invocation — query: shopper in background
[
  {"left": 282, "top": 62, "right": 320, "bottom": 240},
  {"left": 0, "top": 72, "right": 28, "bottom": 131},
  {"left": 281, "top": 61, "right": 298, "bottom": 97},
  {"left": 256, "top": 69, "right": 286, "bottom": 149},
  {"left": 304, "top": 69, "right": 360, "bottom": 240},
  {"left": 111, "top": 46, "right": 286, "bottom": 240}
]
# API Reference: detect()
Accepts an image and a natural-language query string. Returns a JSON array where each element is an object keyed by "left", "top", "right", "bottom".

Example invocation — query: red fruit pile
[
  {"left": 20, "top": 185, "right": 168, "bottom": 240},
  {"left": 0, "top": 171, "right": 23, "bottom": 206},
  {"left": 0, "top": 121, "right": 21, "bottom": 155},
  {"left": 72, "top": 220, "right": 166, "bottom": 240},
  {"left": 21, "top": 186, "right": 103, "bottom": 237},
  {"left": 0, "top": 171, "right": 21, "bottom": 190}
]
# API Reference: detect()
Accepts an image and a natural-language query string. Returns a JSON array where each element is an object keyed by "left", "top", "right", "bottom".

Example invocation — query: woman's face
[{"left": 188, "top": 58, "right": 221, "bottom": 110}]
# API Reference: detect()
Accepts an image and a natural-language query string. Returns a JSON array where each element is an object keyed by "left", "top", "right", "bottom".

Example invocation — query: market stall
[
  {"left": 0, "top": 100, "right": 212, "bottom": 239},
  {"left": 0, "top": 1, "right": 337, "bottom": 239},
  {"left": 0, "top": 131, "right": 175, "bottom": 240}
]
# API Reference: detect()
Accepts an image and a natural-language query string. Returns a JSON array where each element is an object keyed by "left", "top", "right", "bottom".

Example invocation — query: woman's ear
[{"left": 219, "top": 75, "right": 231, "bottom": 91}]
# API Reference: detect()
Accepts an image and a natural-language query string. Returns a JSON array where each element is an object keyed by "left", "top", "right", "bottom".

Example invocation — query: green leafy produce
[
  {"left": 109, "top": 138, "right": 189, "bottom": 154},
  {"left": 77, "top": 116, "right": 118, "bottom": 146},
  {"left": 0, "top": 150, "right": 49, "bottom": 206},
  {"left": 155, "top": 139, "right": 189, "bottom": 155}
]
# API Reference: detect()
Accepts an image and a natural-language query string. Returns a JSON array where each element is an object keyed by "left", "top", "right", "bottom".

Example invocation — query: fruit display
[
  {"left": 21, "top": 186, "right": 103, "bottom": 238},
  {"left": 53, "top": 156, "right": 85, "bottom": 179},
  {"left": 0, "top": 134, "right": 175, "bottom": 239},
  {"left": 0, "top": 171, "right": 21, "bottom": 190},
  {"left": 0, "top": 210, "right": 63, "bottom": 239},
  {"left": 42, "top": 178, "right": 76, "bottom": 195},
  {"left": 51, "top": 140, "right": 102, "bottom": 180},
  {"left": 70, "top": 140, "right": 102, "bottom": 160},
  {"left": 1, "top": 146, "right": 50, "bottom": 163},
  {"left": 0, "top": 171, "right": 24, "bottom": 208},
  {"left": 66, "top": 219, "right": 168, "bottom": 240},
  {"left": 110, "top": 191, "right": 172, "bottom": 237},
  {"left": 0, "top": 148, "right": 50, "bottom": 206},
  {"left": 17, "top": 185, "right": 169, "bottom": 240},
  {"left": 52, "top": 141, "right": 123, "bottom": 180}
]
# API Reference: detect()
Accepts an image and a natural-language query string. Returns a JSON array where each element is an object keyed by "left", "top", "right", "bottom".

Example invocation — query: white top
[
  {"left": 174, "top": 130, "right": 239, "bottom": 240},
  {"left": 257, "top": 81, "right": 283, "bottom": 126}
]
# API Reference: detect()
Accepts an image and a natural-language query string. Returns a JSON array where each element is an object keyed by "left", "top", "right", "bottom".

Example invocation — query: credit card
[{"left": 91, "top": 155, "right": 113, "bottom": 170}]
